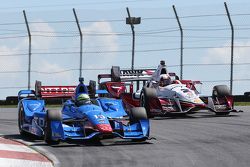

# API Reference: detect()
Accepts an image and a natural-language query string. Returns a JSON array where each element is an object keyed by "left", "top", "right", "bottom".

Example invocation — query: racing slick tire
[
  {"left": 88, "top": 80, "right": 96, "bottom": 98},
  {"left": 213, "top": 85, "right": 231, "bottom": 116},
  {"left": 140, "top": 87, "right": 157, "bottom": 118},
  {"left": 130, "top": 107, "right": 148, "bottom": 122},
  {"left": 44, "top": 110, "right": 62, "bottom": 145},
  {"left": 130, "top": 107, "right": 148, "bottom": 142},
  {"left": 18, "top": 104, "right": 29, "bottom": 136},
  {"left": 212, "top": 85, "right": 230, "bottom": 98},
  {"left": 35, "top": 80, "right": 42, "bottom": 98},
  {"left": 111, "top": 66, "right": 121, "bottom": 82}
]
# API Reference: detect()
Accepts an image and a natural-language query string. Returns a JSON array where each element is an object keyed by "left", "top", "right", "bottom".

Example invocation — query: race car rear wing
[
  {"left": 98, "top": 66, "right": 180, "bottom": 84},
  {"left": 35, "top": 79, "right": 98, "bottom": 99},
  {"left": 98, "top": 66, "right": 156, "bottom": 83},
  {"left": 35, "top": 81, "right": 76, "bottom": 98}
]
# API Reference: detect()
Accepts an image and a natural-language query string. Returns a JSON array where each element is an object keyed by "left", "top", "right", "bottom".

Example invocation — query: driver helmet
[
  {"left": 159, "top": 74, "right": 171, "bottom": 87},
  {"left": 76, "top": 93, "right": 91, "bottom": 106}
]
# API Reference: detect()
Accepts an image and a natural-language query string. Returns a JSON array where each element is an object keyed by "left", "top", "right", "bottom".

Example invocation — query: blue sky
[
  {"left": 0, "top": 0, "right": 250, "bottom": 99},
  {"left": 1, "top": 0, "right": 249, "bottom": 11}
]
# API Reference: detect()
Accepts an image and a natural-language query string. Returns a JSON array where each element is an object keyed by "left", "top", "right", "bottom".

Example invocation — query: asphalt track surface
[{"left": 0, "top": 106, "right": 250, "bottom": 167}]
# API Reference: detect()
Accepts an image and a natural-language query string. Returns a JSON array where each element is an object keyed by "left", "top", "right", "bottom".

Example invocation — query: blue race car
[{"left": 18, "top": 78, "right": 150, "bottom": 145}]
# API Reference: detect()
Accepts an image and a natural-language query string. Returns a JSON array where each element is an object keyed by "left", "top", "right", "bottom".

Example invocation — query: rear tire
[
  {"left": 111, "top": 66, "right": 120, "bottom": 82},
  {"left": 140, "top": 87, "right": 157, "bottom": 118},
  {"left": 88, "top": 80, "right": 96, "bottom": 98},
  {"left": 35, "top": 81, "right": 42, "bottom": 98},
  {"left": 44, "top": 110, "right": 62, "bottom": 145}
]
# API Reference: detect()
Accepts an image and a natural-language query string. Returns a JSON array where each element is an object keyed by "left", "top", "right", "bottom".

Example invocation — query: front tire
[
  {"left": 130, "top": 107, "right": 148, "bottom": 122},
  {"left": 18, "top": 105, "right": 28, "bottom": 136},
  {"left": 213, "top": 85, "right": 232, "bottom": 115},
  {"left": 44, "top": 110, "right": 62, "bottom": 145},
  {"left": 130, "top": 107, "right": 148, "bottom": 142},
  {"left": 140, "top": 87, "right": 157, "bottom": 118}
]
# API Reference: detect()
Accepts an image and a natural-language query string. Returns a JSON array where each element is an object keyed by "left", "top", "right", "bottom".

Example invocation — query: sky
[
  {"left": 0, "top": 0, "right": 250, "bottom": 99},
  {"left": 1, "top": 0, "right": 249, "bottom": 11}
]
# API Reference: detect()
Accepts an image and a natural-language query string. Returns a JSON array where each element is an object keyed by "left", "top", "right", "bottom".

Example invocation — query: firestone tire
[
  {"left": 130, "top": 107, "right": 148, "bottom": 142},
  {"left": 140, "top": 87, "right": 157, "bottom": 118},
  {"left": 35, "top": 81, "right": 42, "bottom": 98},
  {"left": 111, "top": 66, "right": 121, "bottom": 82},
  {"left": 213, "top": 85, "right": 231, "bottom": 116},
  {"left": 18, "top": 104, "right": 28, "bottom": 136},
  {"left": 130, "top": 107, "right": 148, "bottom": 122},
  {"left": 88, "top": 80, "right": 96, "bottom": 98},
  {"left": 44, "top": 110, "right": 62, "bottom": 145},
  {"left": 212, "top": 85, "right": 230, "bottom": 98}
]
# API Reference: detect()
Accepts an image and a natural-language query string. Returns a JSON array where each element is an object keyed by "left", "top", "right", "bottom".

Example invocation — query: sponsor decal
[
  {"left": 194, "top": 98, "right": 203, "bottom": 104},
  {"left": 120, "top": 69, "right": 155, "bottom": 76},
  {"left": 94, "top": 114, "right": 106, "bottom": 123},
  {"left": 162, "top": 106, "right": 176, "bottom": 112},
  {"left": 29, "top": 103, "right": 41, "bottom": 111},
  {"left": 95, "top": 115, "right": 105, "bottom": 119},
  {"left": 41, "top": 86, "right": 75, "bottom": 94},
  {"left": 215, "top": 104, "right": 227, "bottom": 110}
]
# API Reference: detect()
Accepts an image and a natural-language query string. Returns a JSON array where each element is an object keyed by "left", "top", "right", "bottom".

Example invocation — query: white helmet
[{"left": 159, "top": 74, "right": 171, "bottom": 86}]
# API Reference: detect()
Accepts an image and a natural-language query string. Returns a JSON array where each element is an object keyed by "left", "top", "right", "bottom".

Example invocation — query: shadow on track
[
  {"left": 152, "top": 112, "right": 239, "bottom": 120},
  {"left": 1, "top": 134, "right": 153, "bottom": 148}
]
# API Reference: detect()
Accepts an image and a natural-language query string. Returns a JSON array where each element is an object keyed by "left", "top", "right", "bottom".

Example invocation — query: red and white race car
[{"left": 98, "top": 62, "right": 240, "bottom": 118}]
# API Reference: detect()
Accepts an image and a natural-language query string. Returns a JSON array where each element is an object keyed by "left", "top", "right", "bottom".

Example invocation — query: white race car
[{"left": 98, "top": 61, "right": 240, "bottom": 118}]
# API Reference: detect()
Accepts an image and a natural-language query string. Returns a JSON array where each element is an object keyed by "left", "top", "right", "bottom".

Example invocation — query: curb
[{"left": 0, "top": 136, "right": 58, "bottom": 167}]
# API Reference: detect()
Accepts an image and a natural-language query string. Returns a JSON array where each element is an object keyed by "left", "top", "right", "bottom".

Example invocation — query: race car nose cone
[{"left": 96, "top": 124, "right": 113, "bottom": 133}]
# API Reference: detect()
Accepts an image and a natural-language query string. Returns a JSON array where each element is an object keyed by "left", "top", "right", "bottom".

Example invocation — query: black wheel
[
  {"left": 88, "top": 80, "right": 96, "bottom": 98},
  {"left": 140, "top": 87, "right": 157, "bottom": 118},
  {"left": 111, "top": 66, "right": 120, "bottom": 82},
  {"left": 18, "top": 104, "right": 28, "bottom": 136},
  {"left": 44, "top": 110, "right": 62, "bottom": 145},
  {"left": 212, "top": 85, "right": 230, "bottom": 98},
  {"left": 35, "top": 80, "right": 42, "bottom": 98},
  {"left": 130, "top": 107, "right": 148, "bottom": 142},
  {"left": 130, "top": 107, "right": 148, "bottom": 122}
]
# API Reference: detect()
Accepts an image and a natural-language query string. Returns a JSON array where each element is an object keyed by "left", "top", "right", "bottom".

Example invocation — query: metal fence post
[
  {"left": 125, "top": 8, "right": 141, "bottom": 70},
  {"left": 23, "top": 10, "right": 31, "bottom": 90},
  {"left": 126, "top": 7, "right": 135, "bottom": 70},
  {"left": 173, "top": 5, "right": 183, "bottom": 80},
  {"left": 73, "top": 8, "right": 83, "bottom": 78},
  {"left": 224, "top": 2, "right": 234, "bottom": 94}
]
